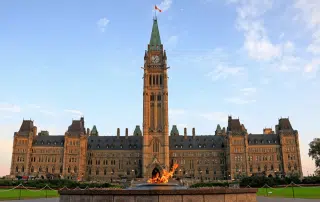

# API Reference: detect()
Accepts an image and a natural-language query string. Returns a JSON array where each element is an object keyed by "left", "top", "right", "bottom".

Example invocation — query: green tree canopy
[{"left": 309, "top": 138, "right": 320, "bottom": 174}]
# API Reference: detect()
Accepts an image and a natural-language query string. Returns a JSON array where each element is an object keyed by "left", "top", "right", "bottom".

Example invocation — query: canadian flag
[{"left": 155, "top": 5, "right": 162, "bottom": 12}]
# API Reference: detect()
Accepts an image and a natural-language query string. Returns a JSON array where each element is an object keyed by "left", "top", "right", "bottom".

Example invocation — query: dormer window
[
  {"left": 120, "top": 144, "right": 123, "bottom": 149},
  {"left": 175, "top": 145, "right": 178, "bottom": 148},
  {"left": 203, "top": 144, "right": 206, "bottom": 148},
  {"left": 274, "top": 140, "right": 277, "bottom": 143},
  {"left": 268, "top": 140, "right": 271, "bottom": 143},
  {"left": 180, "top": 145, "right": 183, "bottom": 148},
  {"left": 106, "top": 144, "right": 109, "bottom": 148},
  {"left": 212, "top": 144, "right": 215, "bottom": 148},
  {"left": 189, "top": 144, "right": 192, "bottom": 148},
  {"left": 198, "top": 145, "right": 201, "bottom": 148},
  {"left": 134, "top": 144, "right": 137, "bottom": 149},
  {"left": 41, "top": 141, "right": 44, "bottom": 144},
  {"left": 97, "top": 144, "right": 100, "bottom": 149}
]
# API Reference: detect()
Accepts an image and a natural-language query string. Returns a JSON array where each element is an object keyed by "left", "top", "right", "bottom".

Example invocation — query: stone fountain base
[{"left": 59, "top": 185, "right": 258, "bottom": 202}]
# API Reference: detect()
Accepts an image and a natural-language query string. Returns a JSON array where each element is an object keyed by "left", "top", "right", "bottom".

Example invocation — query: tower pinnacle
[{"left": 149, "top": 18, "right": 162, "bottom": 48}]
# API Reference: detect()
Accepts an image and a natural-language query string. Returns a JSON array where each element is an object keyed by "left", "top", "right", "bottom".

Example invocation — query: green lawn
[
  {"left": 257, "top": 186, "right": 320, "bottom": 199},
  {"left": 0, "top": 189, "right": 59, "bottom": 200}
]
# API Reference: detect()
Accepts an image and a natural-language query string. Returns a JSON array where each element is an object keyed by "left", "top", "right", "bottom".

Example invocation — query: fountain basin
[
  {"left": 128, "top": 182, "right": 188, "bottom": 190},
  {"left": 59, "top": 186, "right": 258, "bottom": 202}
]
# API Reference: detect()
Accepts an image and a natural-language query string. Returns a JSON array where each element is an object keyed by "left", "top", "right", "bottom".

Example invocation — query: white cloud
[
  {"left": 97, "top": 17, "right": 110, "bottom": 32},
  {"left": 225, "top": 97, "right": 256, "bottom": 104},
  {"left": 229, "top": 0, "right": 304, "bottom": 72},
  {"left": 240, "top": 87, "right": 256, "bottom": 95},
  {"left": 0, "top": 103, "right": 21, "bottom": 113},
  {"left": 157, "top": 0, "right": 173, "bottom": 12},
  {"left": 207, "top": 64, "right": 244, "bottom": 81},
  {"left": 200, "top": 112, "right": 228, "bottom": 122},
  {"left": 64, "top": 109, "right": 83, "bottom": 117}
]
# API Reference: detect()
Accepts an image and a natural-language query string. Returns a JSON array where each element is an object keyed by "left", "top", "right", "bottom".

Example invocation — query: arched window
[
  {"left": 68, "top": 167, "right": 71, "bottom": 173},
  {"left": 74, "top": 166, "right": 77, "bottom": 173},
  {"left": 88, "top": 168, "right": 91, "bottom": 175},
  {"left": 96, "top": 168, "right": 99, "bottom": 175},
  {"left": 60, "top": 166, "right": 63, "bottom": 173},
  {"left": 31, "top": 166, "right": 34, "bottom": 172},
  {"left": 52, "top": 167, "right": 55, "bottom": 173},
  {"left": 160, "top": 75, "right": 163, "bottom": 85},
  {"left": 104, "top": 168, "right": 107, "bottom": 175},
  {"left": 149, "top": 75, "right": 152, "bottom": 85}
]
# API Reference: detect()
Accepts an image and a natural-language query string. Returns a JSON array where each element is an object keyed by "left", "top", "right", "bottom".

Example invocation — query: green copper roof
[
  {"left": 216, "top": 124, "right": 222, "bottom": 132},
  {"left": 149, "top": 18, "right": 161, "bottom": 47},
  {"left": 170, "top": 125, "right": 179, "bottom": 136},
  {"left": 91, "top": 125, "right": 99, "bottom": 136},
  {"left": 133, "top": 125, "right": 142, "bottom": 136}
]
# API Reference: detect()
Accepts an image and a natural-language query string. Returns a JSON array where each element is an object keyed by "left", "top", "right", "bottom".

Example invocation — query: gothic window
[
  {"left": 294, "top": 164, "right": 297, "bottom": 170},
  {"left": 60, "top": 166, "right": 63, "bottom": 173},
  {"left": 250, "top": 165, "right": 253, "bottom": 172},
  {"left": 271, "top": 165, "right": 274, "bottom": 170},
  {"left": 264, "top": 165, "right": 267, "bottom": 171},
  {"left": 68, "top": 167, "right": 71, "bottom": 173},
  {"left": 258, "top": 166, "right": 261, "bottom": 172},
  {"left": 157, "top": 95, "right": 161, "bottom": 101},
  {"left": 151, "top": 95, "right": 155, "bottom": 101},
  {"left": 104, "top": 168, "right": 107, "bottom": 175},
  {"left": 74, "top": 166, "right": 77, "bottom": 173},
  {"left": 52, "top": 167, "right": 55, "bottom": 173},
  {"left": 46, "top": 167, "right": 49, "bottom": 173},
  {"left": 149, "top": 75, "right": 152, "bottom": 85},
  {"left": 206, "top": 168, "right": 209, "bottom": 174},
  {"left": 22, "top": 166, "right": 24, "bottom": 172},
  {"left": 153, "top": 75, "right": 156, "bottom": 85},
  {"left": 160, "top": 75, "right": 163, "bottom": 85},
  {"left": 16, "top": 166, "right": 18, "bottom": 172},
  {"left": 31, "top": 166, "right": 34, "bottom": 172},
  {"left": 88, "top": 168, "right": 91, "bottom": 175},
  {"left": 156, "top": 75, "right": 159, "bottom": 85},
  {"left": 153, "top": 140, "right": 160, "bottom": 153},
  {"left": 96, "top": 169, "right": 99, "bottom": 175},
  {"left": 288, "top": 164, "right": 291, "bottom": 170}
]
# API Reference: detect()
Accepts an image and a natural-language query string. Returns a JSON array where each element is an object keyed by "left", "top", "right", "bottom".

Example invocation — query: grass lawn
[
  {"left": 257, "top": 186, "right": 320, "bottom": 199},
  {"left": 0, "top": 189, "right": 59, "bottom": 200}
]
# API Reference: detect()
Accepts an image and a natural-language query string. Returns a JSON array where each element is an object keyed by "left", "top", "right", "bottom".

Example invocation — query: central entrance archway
[{"left": 151, "top": 167, "right": 161, "bottom": 179}]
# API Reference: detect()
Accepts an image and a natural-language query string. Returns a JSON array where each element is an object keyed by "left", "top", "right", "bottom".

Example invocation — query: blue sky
[{"left": 0, "top": 0, "right": 319, "bottom": 176}]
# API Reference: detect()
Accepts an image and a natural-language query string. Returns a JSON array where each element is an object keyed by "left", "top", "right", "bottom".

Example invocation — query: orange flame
[{"left": 147, "top": 164, "right": 179, "bottom": 184}]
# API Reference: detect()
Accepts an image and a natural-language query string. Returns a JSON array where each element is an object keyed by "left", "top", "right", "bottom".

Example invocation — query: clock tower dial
[{"left": 151, "top": 55, "right": 160, "bottom": 64}]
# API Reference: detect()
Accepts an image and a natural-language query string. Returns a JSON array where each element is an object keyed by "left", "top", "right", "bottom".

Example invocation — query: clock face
[{"left": 151, "top": 55, "right": 160, "bottom": 64}]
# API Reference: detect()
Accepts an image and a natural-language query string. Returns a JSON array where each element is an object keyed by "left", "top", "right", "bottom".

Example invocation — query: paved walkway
[{"left": 2, "top": 197, "right": 320, "bottom": 202}]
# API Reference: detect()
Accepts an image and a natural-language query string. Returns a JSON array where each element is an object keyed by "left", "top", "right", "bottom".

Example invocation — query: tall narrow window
[
  {"left": 160, "top": 75, "right": 163, "bottom": 85},
  {"left": 149, "top": 75, "right": 152, "bottom": 85},
  {"left": 156, "top": 75, "right": 159, "bottom": 85},
  {"left": 153, "top": 140, "right": 159, "bottom": 153},
  {"left": 153, "top": 75, "right": 156, "bottom": 85}
]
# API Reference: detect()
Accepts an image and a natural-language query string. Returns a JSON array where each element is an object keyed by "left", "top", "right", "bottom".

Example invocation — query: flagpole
[{"left": 154, "top": 5, "right": 157, "bottom": 19}]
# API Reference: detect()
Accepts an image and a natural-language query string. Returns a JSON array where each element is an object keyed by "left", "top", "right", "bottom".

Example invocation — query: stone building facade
[{"left": 10, "top": 18, "right": 303, "bottom": 182}]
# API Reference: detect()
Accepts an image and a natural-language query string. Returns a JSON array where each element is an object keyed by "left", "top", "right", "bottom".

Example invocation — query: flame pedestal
[{"left": 59, "top": 186, "right": 258, "bottom": 202}]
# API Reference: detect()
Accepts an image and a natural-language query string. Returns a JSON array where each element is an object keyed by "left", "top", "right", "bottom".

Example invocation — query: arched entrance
[{"left": 152, "top": 167, "right": 161, "bottom": 179}]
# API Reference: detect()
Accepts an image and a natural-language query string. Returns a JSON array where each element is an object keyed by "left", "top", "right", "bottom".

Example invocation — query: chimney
[
  {"left": 117, "top": 128, "right": 120, "bottom": 138},
  {"left": 184, "top": 128, "right": 187, "bottom": 139},
  {"left": 125, "top": 128, "right": 128, "bottom": 138},
  {"left": 192, "top": 128, "right": 195, "bottom": 137}
]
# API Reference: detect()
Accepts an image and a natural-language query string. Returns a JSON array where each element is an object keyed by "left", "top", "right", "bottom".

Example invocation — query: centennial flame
[{"left": 147, "top": 164, "right": 179, "bottom": 184}]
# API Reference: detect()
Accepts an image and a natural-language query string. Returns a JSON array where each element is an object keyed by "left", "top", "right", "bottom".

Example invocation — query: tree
[{"left": 308, "top": 138, "right": 320, "bottom": 174}]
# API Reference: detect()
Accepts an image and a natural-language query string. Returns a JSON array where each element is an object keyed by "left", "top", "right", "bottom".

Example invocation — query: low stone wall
[{"left": 59, "top": 187, "right": 258, "bottom": 202}]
